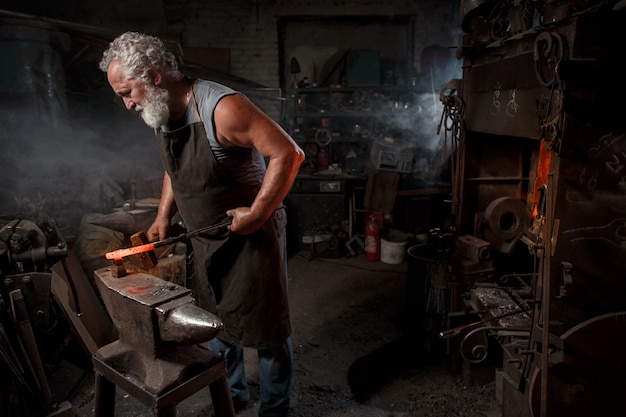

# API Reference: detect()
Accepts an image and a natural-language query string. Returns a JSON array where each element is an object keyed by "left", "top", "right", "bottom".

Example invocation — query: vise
[{"left": 92, "top": 267, "right": 234, "bottom": 417}]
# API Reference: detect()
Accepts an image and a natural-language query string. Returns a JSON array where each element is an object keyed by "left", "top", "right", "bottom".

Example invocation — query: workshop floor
[{"left": 71, "top": 249, "right": 500, "bottom": 417}]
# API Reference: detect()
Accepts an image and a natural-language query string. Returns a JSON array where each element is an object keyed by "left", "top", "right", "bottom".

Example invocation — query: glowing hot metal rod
[{"left": 105, "top": 218, "right": 233, "bottom": 260}]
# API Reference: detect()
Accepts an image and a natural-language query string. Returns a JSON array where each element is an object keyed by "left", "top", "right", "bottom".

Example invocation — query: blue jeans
[{"left": 207, "top": 337, "right": 293, "bottom": 417}]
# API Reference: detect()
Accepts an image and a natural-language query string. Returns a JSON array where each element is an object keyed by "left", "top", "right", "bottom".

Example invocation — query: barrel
[{"left": 406, "top": 244, "right": 449, "bottom": 352}]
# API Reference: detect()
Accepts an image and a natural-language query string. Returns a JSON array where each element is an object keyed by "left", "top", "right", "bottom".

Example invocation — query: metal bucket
[{"left": 380, "top": 229, "right": 409, "bottom": 264}]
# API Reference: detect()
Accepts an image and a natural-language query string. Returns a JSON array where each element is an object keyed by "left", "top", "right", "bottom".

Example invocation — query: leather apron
[{"left": 155, "top": 83, "right": 291, "bottom": 349}]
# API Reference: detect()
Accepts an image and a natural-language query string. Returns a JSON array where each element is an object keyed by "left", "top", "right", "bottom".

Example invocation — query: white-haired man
[{"left": 100, "top": 31, "right": 304, "bottom": 417}]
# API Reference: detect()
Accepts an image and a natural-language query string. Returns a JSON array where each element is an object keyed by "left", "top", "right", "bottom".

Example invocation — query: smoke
[
  {"left": 378, "top": 91, "right": 445, "bottom": 150},
  {"left": 0, "top": 24, "right": 160, "bottom": 236},
  {"left": 0, "top": 94, "right": 163, "bottom": 231},
  {"left": 370, "top": 57, "right": 463, "bottom": 152},
  {"left": 366, "top": 54, "right": 462, "bottom": 181}
]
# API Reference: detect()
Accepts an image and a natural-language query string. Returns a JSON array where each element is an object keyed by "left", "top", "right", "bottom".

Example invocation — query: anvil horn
[{"left": 158, "top": 303, "right": 223, "bottom": 344}]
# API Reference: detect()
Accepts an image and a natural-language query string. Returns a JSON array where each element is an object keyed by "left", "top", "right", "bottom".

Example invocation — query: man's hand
[
  {"left": 147, "top": 215, "right": 171, "bottom": 241},
  {"left": 226, "top": 207, "right": 267, "bottom": 235}
]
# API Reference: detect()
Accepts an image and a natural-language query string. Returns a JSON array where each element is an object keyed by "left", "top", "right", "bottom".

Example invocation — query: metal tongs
[
  {"left": 105, "top": 218, "right": 233, "bottom": 260},
  {"left": 104, "top": 206, "right": 286, "bottom": 260}
]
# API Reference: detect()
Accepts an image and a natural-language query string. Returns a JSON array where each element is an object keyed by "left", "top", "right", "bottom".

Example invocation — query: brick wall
[
  {"left": 6, "top": 0, "right": 463, "bottom": 89},
  {"left": 173, "top": 0, "right": 462, "bottom": 89}
]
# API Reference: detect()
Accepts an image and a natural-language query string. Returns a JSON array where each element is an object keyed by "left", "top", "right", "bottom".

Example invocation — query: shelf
[
  {"left": 293, "top": 110, "right": 413, "bottom": 118},
  {"left": 464, "top": 176, "right": 529, "bottom": 181},
  {"left": 288, "top": 85, "right": 418, "bottom": 177},
  {"left": 294, "top": 173, "right": 366, "bottom": 181},
  {"left": 292, "top": 135, "right": 373, "bottom": 144},
  {"left": 293, "top": 86, "right": 407, "bottom": 94},
  {"left": 294, "top": 111, "right": 373, "bottom": 117}
]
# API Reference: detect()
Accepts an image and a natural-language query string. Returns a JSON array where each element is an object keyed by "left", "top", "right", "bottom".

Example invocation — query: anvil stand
[{"left": 92, "top": 266, "right": 235, "bottom": 417}]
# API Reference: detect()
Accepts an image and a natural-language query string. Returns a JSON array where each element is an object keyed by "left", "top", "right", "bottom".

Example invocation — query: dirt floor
[{"left": 71, "top": 249, "right": 500, "bottom": 417}]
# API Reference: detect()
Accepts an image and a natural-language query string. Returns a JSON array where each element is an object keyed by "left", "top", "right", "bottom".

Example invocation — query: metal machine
[
  {"left": 439, "top": 1, "right": 626, "bottom": 416},
  {"left": 0, "top": 216, "right": 94, "bottom": 417}
]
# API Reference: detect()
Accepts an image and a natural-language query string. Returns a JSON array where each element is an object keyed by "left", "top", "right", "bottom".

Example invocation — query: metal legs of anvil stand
[{"left": 92, "top": 344, "right": 235, "bottom": 417}]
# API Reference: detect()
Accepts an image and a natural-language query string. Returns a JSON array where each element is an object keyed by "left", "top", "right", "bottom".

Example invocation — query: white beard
[{"left": 137, "top": 84, "right": 170, "bottom": 128}]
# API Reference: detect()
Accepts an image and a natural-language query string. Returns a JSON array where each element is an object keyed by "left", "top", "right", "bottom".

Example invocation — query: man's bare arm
[
  {"left": 215, "top": 94, "right": 305, "bottom": 234},
  {"left": 147, "top": 171, "right": 178, "bottom": 241}
]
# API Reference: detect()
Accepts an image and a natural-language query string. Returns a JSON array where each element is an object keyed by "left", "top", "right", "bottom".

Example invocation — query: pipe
[{"left": 540, "top": 172, "right": 555, "bottom": 417}]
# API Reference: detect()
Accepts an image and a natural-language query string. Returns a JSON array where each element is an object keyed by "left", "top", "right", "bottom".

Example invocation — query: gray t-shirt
[{"left": 163, "top": 79, "right": 266, "bottom": 187}]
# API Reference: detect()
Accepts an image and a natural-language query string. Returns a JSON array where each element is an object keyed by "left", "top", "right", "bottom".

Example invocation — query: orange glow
[
  {"left": 532, "top": 143, "right": 552, "bottom": 218},
  {"left": 105, "top": 243, "right": 155, "bottom": 260},
  {"left": 122, "top": 285, "right": 152, "bottom": 295}
]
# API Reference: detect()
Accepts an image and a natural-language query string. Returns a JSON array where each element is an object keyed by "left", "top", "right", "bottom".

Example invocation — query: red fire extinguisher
[{"left": 364, "top": 212, "right": 380, "bottom": 262}]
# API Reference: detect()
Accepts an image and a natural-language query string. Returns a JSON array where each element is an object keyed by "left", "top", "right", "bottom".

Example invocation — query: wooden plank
[{"left": 50, "top": 252, "right": 116, "bottom": 356}]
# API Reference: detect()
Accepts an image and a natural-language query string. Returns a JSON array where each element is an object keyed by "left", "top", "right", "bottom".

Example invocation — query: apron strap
[{"left": 190, "top": 79, "right": 202, "bottom": 123}]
